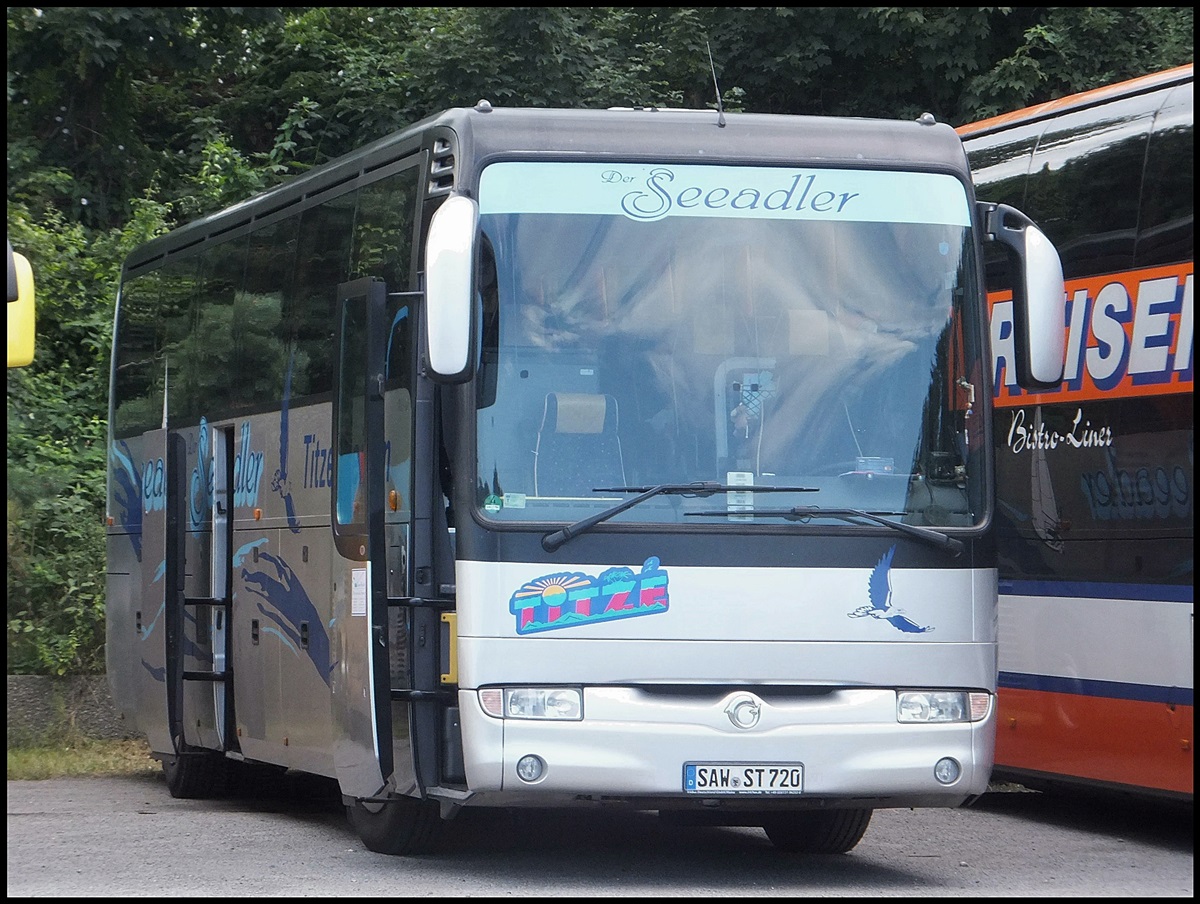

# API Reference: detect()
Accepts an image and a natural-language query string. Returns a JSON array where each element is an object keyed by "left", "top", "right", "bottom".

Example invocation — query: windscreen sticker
[
  {"left": 847, "top": 545, "right": 934, "bottom": 634},
  {"left": 480, "top": 162, "right": 970, "bottom": 225},
  {"left": 509, "top": 556, "right": 669, "bottom": 635}
]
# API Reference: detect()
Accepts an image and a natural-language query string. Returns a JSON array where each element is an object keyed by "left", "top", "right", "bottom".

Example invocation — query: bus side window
[
  {"left": 1136, "top": 81, "right": 1193, "bottom": 266},
  {"left": 334, "top": 296, "right": 370, "bottom": 533},
  {"left": 337, "top": 450, "right": 366, "bottom": 525}
]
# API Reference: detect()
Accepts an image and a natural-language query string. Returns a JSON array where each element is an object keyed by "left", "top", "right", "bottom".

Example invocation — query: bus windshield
[{"left": 474, "top": 161, "right": 984, "bottom": 528}]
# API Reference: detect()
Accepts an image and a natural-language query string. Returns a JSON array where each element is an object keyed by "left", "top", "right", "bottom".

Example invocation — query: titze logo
[{"left": 509, "top": 557, "right": 669, "bottom": 635}]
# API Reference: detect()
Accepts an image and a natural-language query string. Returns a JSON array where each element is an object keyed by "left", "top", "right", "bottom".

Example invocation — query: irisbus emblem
[
  {"left": 509, "top": 556, "right": 669, "bottom": 635},
  {"left": 847, "top": 545, "right": 934, "bottom": 634},
  {"left": 725, "top": 694, "right": 762, "bottom": 730}
]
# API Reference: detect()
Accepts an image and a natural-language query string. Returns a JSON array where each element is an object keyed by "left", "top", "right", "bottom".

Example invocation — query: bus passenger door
[
  {"left": 330, "top": 278, "right": 394, "bottom": 799},
  {"left": 165, "top": 421, "right": 234, "bottom": 756},
  {"left": 208, "top": 425, "right": 233, "bottom": 749},
  {"left": 380, "top": 289, "right": 426, "bottom": 796}
]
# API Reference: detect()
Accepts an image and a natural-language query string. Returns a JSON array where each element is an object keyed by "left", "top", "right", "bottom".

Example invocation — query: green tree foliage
[
  {"left": 5, "top": 7, "right": 1193, "bottom": 673},
  {"left": 7, "top": 7, "right": 284, "bottom": 228},
  {"left": 960, "top": 7, "right": 1195, "bottom": 118}
]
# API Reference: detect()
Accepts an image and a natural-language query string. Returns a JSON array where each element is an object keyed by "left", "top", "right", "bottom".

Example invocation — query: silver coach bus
[{"left": 106, "top": 102, "right": 1065, "bottom": 855}]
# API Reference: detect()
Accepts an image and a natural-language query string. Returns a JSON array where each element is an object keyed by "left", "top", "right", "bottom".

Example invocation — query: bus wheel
[
  {"left": 346, "top": 794, "right": 444, "bottom": 855},
  {"left": 762, "top": 808, "right": 873, "bottom": 854},
  {"left": 162, "top": 751, "right": 227, "bottom": 799}
]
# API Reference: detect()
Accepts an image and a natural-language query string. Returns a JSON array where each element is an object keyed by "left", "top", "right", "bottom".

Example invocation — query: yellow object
[
  {"left": 7, "top": 245, "right": 35, "bottom": 368},
  {"left": 440, "top": 612, "right": 458, "bottom": 684}
]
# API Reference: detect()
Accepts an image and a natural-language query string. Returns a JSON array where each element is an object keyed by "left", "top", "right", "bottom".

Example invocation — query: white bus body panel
[
  {"left": 454, "top": 559, "right": 997, "bottom": 805},
  {"left": 999, "top": 591, "right": 1193, "bottom": 692},
  {"left": 458, "top": 686, "right": 994, "bottom": 802}
]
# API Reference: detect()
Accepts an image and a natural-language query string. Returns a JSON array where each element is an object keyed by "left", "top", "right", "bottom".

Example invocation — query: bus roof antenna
[{"left": 707, "top": 41, "right": 726, "bottom": 128}]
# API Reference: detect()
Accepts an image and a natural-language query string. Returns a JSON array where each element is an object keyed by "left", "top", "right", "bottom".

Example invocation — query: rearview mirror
[
  {"left": 423, "top": 194, "right": 478, "bottom": 382},
  {"left": 977, "top": 203, "right": 1066, "bottom": 390}
]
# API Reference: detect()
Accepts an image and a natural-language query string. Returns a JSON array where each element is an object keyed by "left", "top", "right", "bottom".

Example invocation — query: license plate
[{"left": 683, "top": 762, "right": 805, "bottom": 794}]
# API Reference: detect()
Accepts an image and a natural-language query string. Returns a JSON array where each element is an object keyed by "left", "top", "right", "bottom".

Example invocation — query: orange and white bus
[{"left": 959, "top": 64, "right": 1193, "bottom": 801}]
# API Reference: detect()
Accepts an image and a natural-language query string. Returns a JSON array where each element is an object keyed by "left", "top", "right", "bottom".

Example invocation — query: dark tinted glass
[
  {"left": 1023, "top": 95, "right": 1158, "bottom": 279},
  {"left": 289, "top": 192, "right": 357, "bottom": 398},
  {"left": 182, "top": 236, "right": 247, "bottom": 420},
  {"left": 234, "top": 216, "right": 300, "bottom": 411},
  {"left": 112, "top": 267, "right": 169, "bottom": 438},
  {"left": 351, "top": 168, "right": 417, "bottom": 291},
  {"left": 112, "top": 257, "right": 203, "bottom": 437},
  {"left": 1136, "top": 82, "right": 1194, "bottom": 267}
]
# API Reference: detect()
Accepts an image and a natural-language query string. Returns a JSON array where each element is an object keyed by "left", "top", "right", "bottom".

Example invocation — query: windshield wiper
[
  {"left": 541, "top": 481, "right": 818, "bottom": 552},
  {"left": 687, "top": 505, "right": 964, "bottom": 555}
]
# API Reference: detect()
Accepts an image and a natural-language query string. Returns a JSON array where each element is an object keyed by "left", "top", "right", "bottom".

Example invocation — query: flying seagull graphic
[{"left": 848, "top": 545, "right": 933, "bottom": 633}]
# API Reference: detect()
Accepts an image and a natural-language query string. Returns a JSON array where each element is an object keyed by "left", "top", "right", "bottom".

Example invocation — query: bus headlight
[
  {"left": 897, "top": 690, "right": 991, "bottom": 723},
  {"left": 478, "top": 687, "right": 583, "bottom": 720}
]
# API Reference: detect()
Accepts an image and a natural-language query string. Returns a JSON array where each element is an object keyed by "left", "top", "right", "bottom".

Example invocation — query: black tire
[
  {"left": 162, "top": 751, "right": 227, "bottom": 799},
  {"left": 346, "top": 794, "right": 444, "bottom": 855},
  {"left": 763, "top": 808, "right": 873, "bottom": 854}
]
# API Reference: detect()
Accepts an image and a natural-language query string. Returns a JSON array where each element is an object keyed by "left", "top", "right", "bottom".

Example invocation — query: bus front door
[{"left": 331, "top": 277, "right": 403, "bottom": 800}]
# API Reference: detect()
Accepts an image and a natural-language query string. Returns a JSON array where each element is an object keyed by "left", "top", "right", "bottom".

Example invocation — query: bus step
[{"left": 182, "top": 670, "right": 231, "bottom": 682}]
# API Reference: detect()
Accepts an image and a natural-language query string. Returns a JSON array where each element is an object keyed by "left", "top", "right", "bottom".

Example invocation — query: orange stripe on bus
[{"left": 995, "top": 687, "right": 1194, "bottom": 795}]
